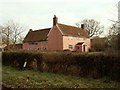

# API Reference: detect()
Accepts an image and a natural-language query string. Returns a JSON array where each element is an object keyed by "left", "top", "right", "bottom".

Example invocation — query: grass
[{"left": 2, "top": 65, "right": 120, "bottom": 88}]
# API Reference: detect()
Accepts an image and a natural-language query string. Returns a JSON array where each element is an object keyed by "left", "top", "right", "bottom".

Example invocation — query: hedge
[{"left": 2, "top": 51, "right": 120, "bottom": 81}]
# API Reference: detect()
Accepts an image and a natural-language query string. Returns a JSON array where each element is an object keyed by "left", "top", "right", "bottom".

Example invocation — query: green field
[{"left": 2, "top": 65, "right": 120, "bottom": 88}]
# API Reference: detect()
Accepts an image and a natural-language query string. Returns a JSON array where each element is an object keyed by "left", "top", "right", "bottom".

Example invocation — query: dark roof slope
[
  {"left": 23, "top": 23, "right": 89, "bottom": 42},
  {"left": 57, "top": 23, "right": 89, "bottom": 38},
  {"left": 23, "top": 28, "right": 51, "bottom": 42}
]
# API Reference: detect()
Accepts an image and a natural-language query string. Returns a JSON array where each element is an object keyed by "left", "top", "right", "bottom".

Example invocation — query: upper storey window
[{"left": 68, "top": 36, "right": 73, "bottom": 40}]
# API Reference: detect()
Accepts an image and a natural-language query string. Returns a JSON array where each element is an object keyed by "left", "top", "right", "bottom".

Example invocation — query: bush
[
  {"left": 2, "top": 51, "right": 43, "bottom": 70},
  {"left": 2, "top": 51, "right": 120, "bottom": 81}
]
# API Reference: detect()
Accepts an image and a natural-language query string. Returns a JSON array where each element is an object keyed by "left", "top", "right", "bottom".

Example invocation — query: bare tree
[
  {"left": 1, "top": 26, "right": 12, "bottom": 49},
  {"left": 76, "top": 19, "right": 104, "bottom": 37},
  {"left": 107, "top": 22, "right": 120, "bottom": 50},
  {"left": 0, "top": 25, "right": 3, "bottom": 45},
  {"left": 91, "top": 36, "right": 108, "bottom": 51},
  {"left": 1, "top": 20, "right": 25, "bottom": 50},
  {"left": 107, "top": 2, "right": 120, "bottom": 50}
]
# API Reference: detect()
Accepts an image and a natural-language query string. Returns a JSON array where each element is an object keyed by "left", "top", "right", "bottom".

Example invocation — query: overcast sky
[{"left": 0, "top": 0, "right": 119, "bottom": 36}]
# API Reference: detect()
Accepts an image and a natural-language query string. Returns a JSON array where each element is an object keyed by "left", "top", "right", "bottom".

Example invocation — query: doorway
[{"left": 83, "top": 45, "right": 86, "bottom": 52}]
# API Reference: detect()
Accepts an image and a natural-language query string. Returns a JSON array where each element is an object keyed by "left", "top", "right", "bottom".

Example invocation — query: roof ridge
[{"left": 57, "top": 23, "right": 82, "bottom": 30}]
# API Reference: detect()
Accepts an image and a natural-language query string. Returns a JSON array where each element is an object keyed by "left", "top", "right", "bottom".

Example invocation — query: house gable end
[{"left": 47, "top": 24, "right": 63, "bottom": 37}]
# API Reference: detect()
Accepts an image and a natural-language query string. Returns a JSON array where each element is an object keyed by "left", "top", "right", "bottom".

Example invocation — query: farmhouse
[{"left": 23, "top": 15, "right": 91, "bottom": 52}]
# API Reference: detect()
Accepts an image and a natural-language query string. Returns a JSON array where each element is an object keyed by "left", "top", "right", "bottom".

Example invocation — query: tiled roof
[
  {"left": 23, "top": 28, "right": 51, "bottom": 42},
  {"left": 57, "top": 23, "right": 89, "bottom": 38},
  {"left": 23, "top": 23, "right": 89, "bottom": 42}
]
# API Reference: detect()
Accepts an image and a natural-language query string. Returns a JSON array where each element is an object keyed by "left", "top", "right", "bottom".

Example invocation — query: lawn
[{"left": 2, "top": 65, "right": 120, "bottom": 88}]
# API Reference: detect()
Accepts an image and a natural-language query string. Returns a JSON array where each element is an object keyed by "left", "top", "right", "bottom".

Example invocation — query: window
[
  {"left": 76, "top": 37, "right": 80, "bottom": 40},
  {"left": 29, "top": 42, "right": 38, "bottom": 45},
  {"left": 42, "top": 47, "right": 47, "bottom": 50},
  {"left": 44, "top": 47, "right": 47, "bottom": 50},
  {"left": 68, "top": 36, "right": 73, "bottom": 40},
  {"left": 28, "top": 48, "right": 32, "bottom": 50},
  {"left": 68, "top": 45, "right": 73, "bottom": 49}
]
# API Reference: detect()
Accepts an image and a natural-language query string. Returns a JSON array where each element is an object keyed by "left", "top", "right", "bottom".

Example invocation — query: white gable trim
[
  {"left": 47, "top": 24, "right": 64, "bottom": 37},
  {"left": 56, "top": 24, "right": 64, "bottom": 35},
  {"left": 47, "top": 28, "right": 52, "bottom": 37}
]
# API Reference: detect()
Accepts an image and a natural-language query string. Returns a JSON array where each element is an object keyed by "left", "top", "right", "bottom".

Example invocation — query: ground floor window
[
  {"left": 29, "top": 42, "right": 38, "bottom": 45},
  {"left": 68, "top": 45, "right": 73, "bottom": 49},
  {"left": 28, "top": 48, "right": 32, "bottom": 50},
  {"left": 38, "top": 47, "right": 47, "bottom": 50}
]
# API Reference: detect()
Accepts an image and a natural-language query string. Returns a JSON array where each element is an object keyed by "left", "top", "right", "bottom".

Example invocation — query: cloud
[{"left": 0, "top": 0, "right": 119, "bottom": 31}]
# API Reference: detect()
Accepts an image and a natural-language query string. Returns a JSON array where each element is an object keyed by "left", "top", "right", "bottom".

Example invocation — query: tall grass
[{"left": 3, "top": 65, "right": 120, "bottom": 88}]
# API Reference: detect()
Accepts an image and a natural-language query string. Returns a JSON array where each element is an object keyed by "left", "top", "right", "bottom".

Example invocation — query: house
[
  {"left": 23, "top": 15, "right": 91, "bottom": 52},
  {"left": 4, "top": 44, "right": 23, "bottom": 51}
]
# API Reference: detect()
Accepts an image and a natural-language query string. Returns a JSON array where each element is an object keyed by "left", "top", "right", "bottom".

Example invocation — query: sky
[{"left": 0, "top": 0, "right": 119, "bottom": 36}]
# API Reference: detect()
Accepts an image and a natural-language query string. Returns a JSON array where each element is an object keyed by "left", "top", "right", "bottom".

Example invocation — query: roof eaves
[{"left": 47, "top": 28, "right": 52, "bottom": 37}]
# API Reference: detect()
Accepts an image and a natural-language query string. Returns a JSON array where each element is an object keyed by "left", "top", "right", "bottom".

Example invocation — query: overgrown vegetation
[
  {"left": 90, "top": 22, "right": 120, "bottom": 52},
  {"left": 2, "top": 65, "right": 120, "bottom": 88},
  {"left": 2, "top": 51, "right": 120, "bottom": 82},
  {"left": 91, "top": 37, "right": 108, "bottom": 52}
]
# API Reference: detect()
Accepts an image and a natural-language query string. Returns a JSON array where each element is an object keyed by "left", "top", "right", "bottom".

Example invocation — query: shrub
[
  {"left": 2, "top": 51, "right": 120, "bottom": 81},
  {"left": 2, "top": 51, "right": 43, "bottom": 70}
]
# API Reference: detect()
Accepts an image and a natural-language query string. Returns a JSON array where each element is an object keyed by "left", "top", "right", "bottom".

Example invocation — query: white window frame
[
  {"left": 68, "top": 45, "right": 73, "bottom": 49},
  {"left": 68, "top": 36, "right": 73, "bottom": 40},
  {"left": 76, "top": 37, "right": 80, "bottom": 40}
]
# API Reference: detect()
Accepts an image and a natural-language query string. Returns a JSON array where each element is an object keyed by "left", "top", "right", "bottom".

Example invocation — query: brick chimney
[
  {"left": 81, "top": 24, "right": 84, "bottom": 29},
  {"left": 53, "top": 15, "right": 58, "bottom": 26}
]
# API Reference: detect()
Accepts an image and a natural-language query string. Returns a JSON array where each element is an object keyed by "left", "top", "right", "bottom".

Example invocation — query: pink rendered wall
[
  {"left": 47, "top": 26, "right": 63, "bottom": 51},
  {"left": 23, "top": 41, "right": 48, "bottom": 50},
  {"left": 63, "top": 36, "right": 90, "bottom": 52}
]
